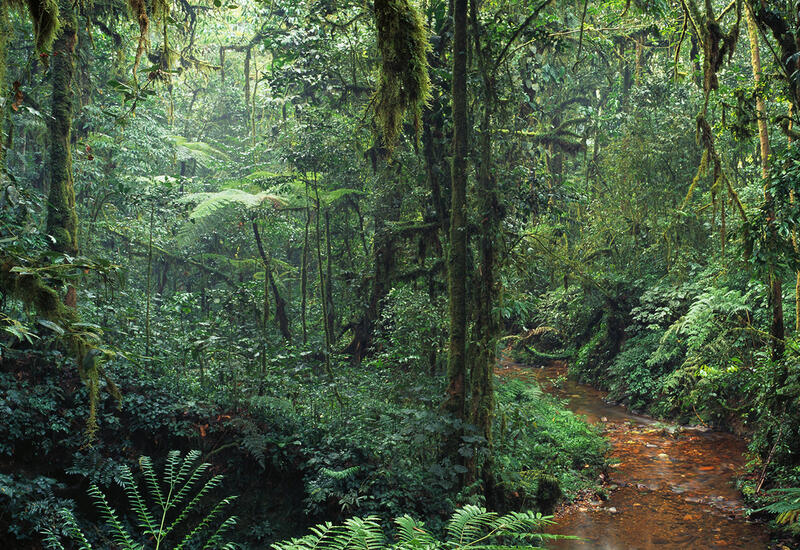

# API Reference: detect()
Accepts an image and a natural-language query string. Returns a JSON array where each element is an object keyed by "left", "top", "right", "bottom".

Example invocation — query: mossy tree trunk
[
  {"left": 47, "top": 0, "right": 79, "bottom": 307},
  {"left": 0, "top": 10, "right": 8, "bottom": 170},
  {"left": 421, "top": 5, "right": 453, "bottom": 238},
  {"left": 442, "top": 0, "right": 469, "bottom": 458},
  {"left": 746, "top": 4, "right": 783, "bottom": 359},
  {"left": 468, "top": 87, "right": 497, "bottom": 495}
]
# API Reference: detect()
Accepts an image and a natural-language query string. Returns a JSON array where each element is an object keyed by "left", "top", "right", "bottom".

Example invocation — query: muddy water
[{"left": 496, "top": 361, "right": 770, "bottom": 550}]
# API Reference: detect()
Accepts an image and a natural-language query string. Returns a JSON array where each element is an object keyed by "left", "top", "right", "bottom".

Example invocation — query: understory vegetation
[{"left": 2, "top": 0, "right": 800, "bottom": 546}]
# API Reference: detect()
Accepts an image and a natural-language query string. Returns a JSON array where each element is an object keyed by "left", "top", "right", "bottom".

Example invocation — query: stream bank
[{"left": 497, "top": 360, "right": 771, "bottom": 549}]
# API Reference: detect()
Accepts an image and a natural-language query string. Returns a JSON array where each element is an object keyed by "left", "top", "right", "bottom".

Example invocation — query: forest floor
[{"left": 496, "top": 360, "right": 778, "bottom": 550}]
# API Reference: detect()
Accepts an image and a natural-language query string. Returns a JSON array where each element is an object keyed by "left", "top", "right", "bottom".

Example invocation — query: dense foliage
[{"left": 2, "top": 0, "right": 800, "bottom": 546}]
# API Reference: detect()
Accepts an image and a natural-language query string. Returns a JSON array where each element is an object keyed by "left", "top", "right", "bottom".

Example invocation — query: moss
[
  {"left": 0, "top": 9, "right": 8, "bottom": 167},
  {"left": 4, "top": 0, "right": 61, "bottom": 53},
  {"left": 0, "top": 259, "right": 119, "bottom": 439},
  {"left": 46, "top": 0, "right": 78, "bottom": 257},
  {"left": 372, "top": 0, "right": 431, "bottom": 150},
  {"left": 128, "top": 0, "right": 149, "bottom": 72}
]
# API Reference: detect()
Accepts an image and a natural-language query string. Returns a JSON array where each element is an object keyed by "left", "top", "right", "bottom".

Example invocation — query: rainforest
[{"left": 1, "top": 0, "right": 800, "bottom": 548}]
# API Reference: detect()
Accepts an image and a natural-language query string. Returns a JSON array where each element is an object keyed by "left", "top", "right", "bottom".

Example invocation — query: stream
[{"left": 497, "top": 360, "right": 771, "bottom": 549}]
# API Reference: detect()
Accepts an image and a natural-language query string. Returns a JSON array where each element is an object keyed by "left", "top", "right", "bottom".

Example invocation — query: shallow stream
[{"left": 496, "top": 361, "right": 770, "bottom": 549}]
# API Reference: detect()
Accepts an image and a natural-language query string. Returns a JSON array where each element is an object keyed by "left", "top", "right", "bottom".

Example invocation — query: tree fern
[
  {"left": 169, "top": 136, "right": 230, "bottom": 165},
  {"left": 42, "top": 450, "right": 237, "bottom": 550},
  {"left": 176, "top": 188, "right": 286, "bottom": 244}
]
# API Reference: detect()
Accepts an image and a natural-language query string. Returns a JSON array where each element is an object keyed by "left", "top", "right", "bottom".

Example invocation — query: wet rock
[{"left": 660, "top": 425, "right": 682, "bottom": 437}]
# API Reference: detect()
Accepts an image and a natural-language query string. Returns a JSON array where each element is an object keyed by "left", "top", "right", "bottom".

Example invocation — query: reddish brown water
[{"left": 496, "top": 361, "right": 770, "bottom": 550}]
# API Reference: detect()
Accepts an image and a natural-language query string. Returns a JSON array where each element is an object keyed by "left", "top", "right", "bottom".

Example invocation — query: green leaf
[{"left": 37, "top": 319, "right": 65, "bottom": 335}]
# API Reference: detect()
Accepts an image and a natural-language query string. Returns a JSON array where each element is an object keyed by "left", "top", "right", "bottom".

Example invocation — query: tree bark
[
  {"left": 0, "top": 10, "right": 8, "bottom": 170},
  {"left": 746, "top": 4, "right": 783, "bottom": 360},
  {"left": 442, "top": 0, "right": 469, "bottom": 454},
  {"left": 47, "top": 0, "right": 79, "bottom": 307}
]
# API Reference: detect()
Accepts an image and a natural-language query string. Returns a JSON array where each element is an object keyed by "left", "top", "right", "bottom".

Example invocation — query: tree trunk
[
  {"left": 313, "top": 181, "right": 334, "bottom": 376},
  {"left": 342, "top": 172, "right": 399, "bottom": 363},
  {"left": 0, "top": 9, "right": 8, "bottom": 170},
  {"left": 253, "top": 221, "right": 291, "bottom": 341},
  {"left": 47, "top": 0, "right": 79, "bottom": 307},
  {"left": 442, "top": 0, "right": 469, "bottom": 455},
  {"left": 301, "top": 183, "right": 311, "bottom": 344},
  {"left": 324, "top": 209, "right": 336, "bottom": 339},
  {"left": 747, "top": 4, "right": 783, "bottom": 360},
  {"left": 466, "top": 0, "right": 500, "bottom": 499}
]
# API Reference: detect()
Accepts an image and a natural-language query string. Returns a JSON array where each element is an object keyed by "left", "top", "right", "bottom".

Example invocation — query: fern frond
[
  {"left": 755, "top": 487, "right": 800, "bottom": 525},
  {"left": 394, "top": 514, "right": 434, "bottom": 546},
  {"left": 139, "top": 455, "right": 165, "bottom": 509},
  {"left": 320, "top": 466, "right": 361, "bottom": 480},
  {"left": 174, "top": 495, "right": 238, "bottom": 549},
  {"left": 164, "top": 449, "right": 183, "bottom": 487},
  {"left": 273, "top": 507, "right": 572, "bottom": 550},
  {"left": 169, "top": 135, "right": 230, "bottom": 164},
  {"left": 446, "top": 505, "right": 498, "bottom": 546},
  {"left": 168, "top": 458, "right": 212, "bottom": 514},
  {"left": 121, "top": 465, "right": 157, "bottom": 537},
  {"left": 176, "top": 189, "right": 287, "bottom": 244},
  {"left": 201, "top": 515, "right": 239, "bottom": 549},
  {"left": 87, "top": 484, "right": 141, "bottom": 550},
  {"left": 162, "top": 473, "right": 226, "bottom": 538},
  {"left": 337, "top": 516, "right": 384, "bottom": 550},
  {"left": 272, "top": 522, "right": 338, "bottom": 550},
  {"left": 42, "top": 509, "right": 94, "bottom": 550}
]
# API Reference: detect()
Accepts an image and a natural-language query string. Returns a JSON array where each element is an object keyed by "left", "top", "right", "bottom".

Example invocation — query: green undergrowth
[
  {"left": 0, "top": 347, "right": 606, "bottom": 548},
  {"left": 494, "top": 377, "right": 607, "bottom": 506}
]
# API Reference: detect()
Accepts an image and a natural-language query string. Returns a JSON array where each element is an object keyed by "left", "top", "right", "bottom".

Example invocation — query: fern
[
  {"left": 43, "top": 450, "right": 237, "bottom": 550},
  {"left": 755, "top": 487, "right": 800, "bottom": 527},
  {"left": 320, "top": 466, "right": 361, "bottom": 480},
  {"left": 176, "top": 188, "right": 286, "bottom": 244},
  {"left": 169, "top": 136, "right": 230, "bottom": 165},
  {"left": 660, "top": 287, "right": 752, "bottom": 369},
  {"left": 272, "top": 505, "right": 568, "bottom": 550}
]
